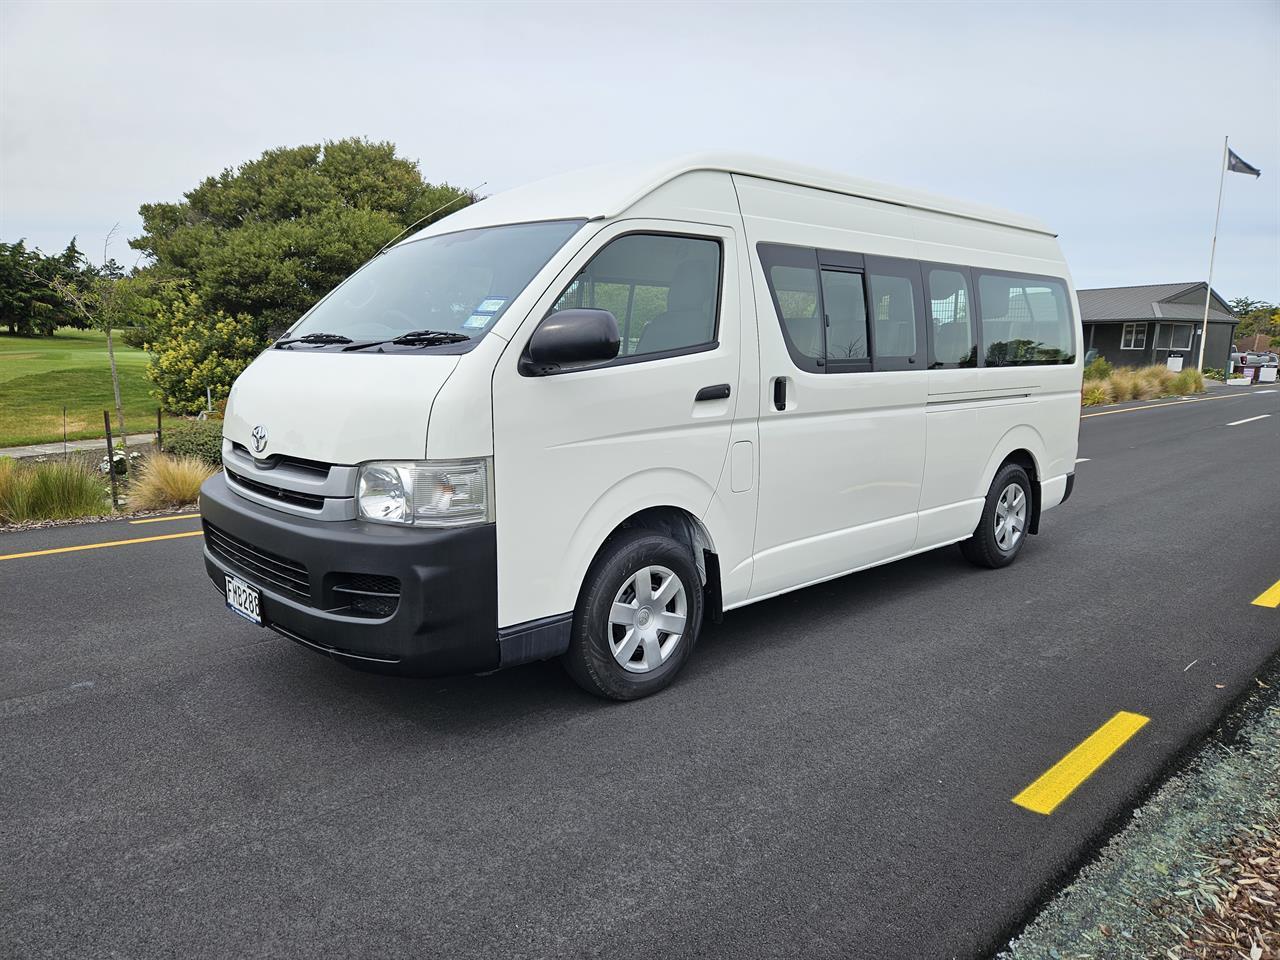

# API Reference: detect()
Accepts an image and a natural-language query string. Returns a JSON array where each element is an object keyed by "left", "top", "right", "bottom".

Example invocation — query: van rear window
[{"left": 976, "top": 273, "right": 1075, "bottom": 366}]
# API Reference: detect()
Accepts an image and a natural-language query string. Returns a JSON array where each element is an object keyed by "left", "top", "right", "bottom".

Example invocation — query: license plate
[{"left": 225, "top": 574, "right": 262, "bottom": 625}]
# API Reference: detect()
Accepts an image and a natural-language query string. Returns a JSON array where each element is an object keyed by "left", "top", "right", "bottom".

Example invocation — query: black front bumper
[{"left": 199, "top": 472, "right": 499, "bottom": 676}]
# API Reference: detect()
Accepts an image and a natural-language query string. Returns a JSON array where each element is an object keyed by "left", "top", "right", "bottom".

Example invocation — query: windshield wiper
[
  {"left": 274, "top": 332, "right": 354, "bottom": 348},
  {"left": 341, "top": 329, "right": 472, "bottom": 351}
]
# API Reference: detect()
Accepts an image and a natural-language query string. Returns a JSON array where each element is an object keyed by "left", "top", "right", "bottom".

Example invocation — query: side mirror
[{"left": 520, "top": 308, "right": 620, "bottom": 376}]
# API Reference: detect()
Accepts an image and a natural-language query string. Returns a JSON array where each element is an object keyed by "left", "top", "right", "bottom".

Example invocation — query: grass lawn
[{"left": 0, "top": 328, "right": 164, "bottom": 447}]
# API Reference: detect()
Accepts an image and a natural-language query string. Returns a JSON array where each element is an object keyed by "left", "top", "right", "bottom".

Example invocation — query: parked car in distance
[{"left": 199, "top": 153, "right": 1084, "bottom": 700}]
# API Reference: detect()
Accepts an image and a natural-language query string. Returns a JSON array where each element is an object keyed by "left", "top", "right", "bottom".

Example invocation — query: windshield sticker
[
  {"left": 463, "top": 314, "right": 493, "bottom": 330},
  {"left": 477, "top": 297, "right": 507, "bottom": 313}
]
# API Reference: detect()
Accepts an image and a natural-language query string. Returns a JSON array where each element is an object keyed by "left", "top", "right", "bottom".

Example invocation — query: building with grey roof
[{"left": 1077, "top": 282, "right": 1238, "bottom": 371}]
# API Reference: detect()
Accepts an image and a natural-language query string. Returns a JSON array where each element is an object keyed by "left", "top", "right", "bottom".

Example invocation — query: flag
[{"left": 1227, "top": 148, "right": 1261, "bottom": 178}]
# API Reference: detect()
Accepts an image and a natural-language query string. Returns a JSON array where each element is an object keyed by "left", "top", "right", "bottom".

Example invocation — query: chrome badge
[{"left": 250, "top": 424, "right": 268, "bottom": 454}]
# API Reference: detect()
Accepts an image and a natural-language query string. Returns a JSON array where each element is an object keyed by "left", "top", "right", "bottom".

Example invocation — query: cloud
[{"left": 2, "top": 0, "right": 1276, "bottom": 297}]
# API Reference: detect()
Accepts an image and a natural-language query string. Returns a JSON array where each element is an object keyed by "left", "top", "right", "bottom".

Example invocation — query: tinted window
[
  {"left": 551, "top": 234, "right": 720, "bottom": 358},
  {"left": 867, "top": 257, "right": 924, "bottom": 369},
  {"left": 926, "top": 268, "right": 977, "bottom": 367},
  {"left": 771, "top": 263, "right": 823, "bottom": 360},
  {"left": 977, "top": 273, "right": 1075, "bottom": 366},
  {"left": 821, "top": 270, "right": 870, "bottom": 361}
]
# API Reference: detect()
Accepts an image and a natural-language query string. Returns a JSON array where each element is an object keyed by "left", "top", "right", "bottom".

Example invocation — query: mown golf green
[{"left": 0, "top": 328, "right": 158, "bottom": 447}]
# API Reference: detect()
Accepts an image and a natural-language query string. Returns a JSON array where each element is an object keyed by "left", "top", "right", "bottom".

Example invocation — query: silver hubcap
[
  {"left": 994, "top": 482, "right": 1027, "bottom": 551},
  {"left": 608, "top": 565, "right": 687, "bottom": 674}
]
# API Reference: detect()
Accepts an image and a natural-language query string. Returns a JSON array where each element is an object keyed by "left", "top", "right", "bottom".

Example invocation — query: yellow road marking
[
  {"left": 1081, "top": 392, "right": 1247, "bottom": 419},
  {"left": 0, "top": 530, "right": 203, "bottom": 562},
  {"left": 1012, "top": 711, "right": 1149, "bottom": 815},
  {"left": 129, "top": 513, "right": 201, "bottom": 525},
  {"left": 1252, "top": 579, "right": 1280, "bottom": 609}
]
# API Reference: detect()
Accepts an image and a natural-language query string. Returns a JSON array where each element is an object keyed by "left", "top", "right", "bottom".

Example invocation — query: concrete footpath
[{"left": 0, "top": 432, "right": 157, "bottom": 460}]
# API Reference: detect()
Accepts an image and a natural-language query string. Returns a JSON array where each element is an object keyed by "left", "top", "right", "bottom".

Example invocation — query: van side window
[
  {"left": 758, "top": 243, "right": 872, "bottom": 374},
  {"left": 976, "top": 272, "right": 1075, "bottom": 366},
  {"left": 925, "top": 267, "right": 977, "bottom": 368},
  {"left": 550, "top": 233, "right": 720, "bottom": 359},
  {"left": 820, "top": 270, "right": 870, "bottom": 362},
  {"left": 866, "top": 257, "right": 925, "bottom": 371}
]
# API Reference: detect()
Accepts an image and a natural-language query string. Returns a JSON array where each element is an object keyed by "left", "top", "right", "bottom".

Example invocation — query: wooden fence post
[{"left": 103, "top": 410, "right": 119, "bottom": 511}]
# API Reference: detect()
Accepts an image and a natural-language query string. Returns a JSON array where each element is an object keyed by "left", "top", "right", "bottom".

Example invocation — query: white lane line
[
  {"left": 1227, "top": 414, "right": 1272, "bottom": 427},
  {"left": 1256, "top": 389, "right": 1276, "bottom": 394},
  {"left": 1075, "top": 458, "right": 1091, "bottom": 464}
]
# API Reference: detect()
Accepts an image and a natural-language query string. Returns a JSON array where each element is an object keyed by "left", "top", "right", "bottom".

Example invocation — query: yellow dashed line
[
  {"left": 1013, "top": 711, "right": 1150, "bottom": 815},
  {"left": 129, "top": 513, "right": 201, "bottom": 525},
  {"left": 0, "top": 531, "right": 204, "bottom": 562},
  {"left": 1252, "top": 579, "right": 1280, "bottom": 609}
]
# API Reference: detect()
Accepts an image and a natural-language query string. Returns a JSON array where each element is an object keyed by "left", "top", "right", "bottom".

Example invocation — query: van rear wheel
[
  {"left": 961, "top": 463, "right": 1032, "bottom": 569},
  {"left": 563, "top": 530, "right": 703, "bottom": 700}
]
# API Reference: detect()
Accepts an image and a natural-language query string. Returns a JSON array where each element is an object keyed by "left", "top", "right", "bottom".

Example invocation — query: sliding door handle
[{"left": 695, "top": 383, "right": 731, "bottom": 402}]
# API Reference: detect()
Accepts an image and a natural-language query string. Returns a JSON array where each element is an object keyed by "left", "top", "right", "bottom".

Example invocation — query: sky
[{"left": 2, "top": 0, "right": 1278, "bottom": 301}]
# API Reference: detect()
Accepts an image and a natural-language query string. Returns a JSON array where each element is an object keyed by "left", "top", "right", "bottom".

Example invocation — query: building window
[
  {"left": 1121, "top": 322, "right": 1147, "bottom": 350},
  {"left": 1154, "top": 322, "right": 1193, "bottom": 351}
]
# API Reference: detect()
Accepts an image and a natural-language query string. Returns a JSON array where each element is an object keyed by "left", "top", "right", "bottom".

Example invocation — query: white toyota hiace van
[{"left": 200, "top": 154, "right": 1082, "bottom": 699}]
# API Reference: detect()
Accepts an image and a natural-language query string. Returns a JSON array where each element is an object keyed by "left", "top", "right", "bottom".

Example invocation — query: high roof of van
[{"left": 404, "top": 153, "right": 1056, "bottom": 243}]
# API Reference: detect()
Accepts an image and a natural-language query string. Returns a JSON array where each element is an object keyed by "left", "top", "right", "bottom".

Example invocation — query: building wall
[
  {"left": 1205, "top": 322, "right": 1236, "bottom": 372},
  {"left": 1085, "top": 323, "right": 1147, "bottom": 366},
  {"left": 1085, "top": 321, "right": 1236, "bottom": 370}
]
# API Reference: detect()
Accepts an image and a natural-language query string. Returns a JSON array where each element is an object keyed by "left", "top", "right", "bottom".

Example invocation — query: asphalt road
[{"left": 3, "top": 387, "right": 1278, "bottom": 960}]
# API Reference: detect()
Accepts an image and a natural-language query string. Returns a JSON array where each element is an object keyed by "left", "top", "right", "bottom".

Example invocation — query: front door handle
[
  {"left": 695, "top": 383, "right": 731, "bottom": 402},
  {"left": 773, "top": 376, "right": 788, "bottom": 411}
]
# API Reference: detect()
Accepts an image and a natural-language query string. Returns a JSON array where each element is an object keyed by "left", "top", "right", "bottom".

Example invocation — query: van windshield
[{"left": 284, "top": 219, "right": 585, "bottom": 350}]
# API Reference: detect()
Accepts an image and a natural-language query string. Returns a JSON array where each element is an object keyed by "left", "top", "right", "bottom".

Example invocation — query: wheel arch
[
  {"left": 979, "top": 429, "right": 1046, "bottom": 536},
  {"left": 586, "top": 505, "right": 723, "bottom": 623}
]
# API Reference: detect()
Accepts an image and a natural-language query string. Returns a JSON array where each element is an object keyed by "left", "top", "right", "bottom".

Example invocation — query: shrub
[
  {"left": 1083, "top": 356, "right": 1113, "bottom": 381},
  {"left": 1082, "top": 384, "right": 1112, "bottom": 407},
  {"left": 144, "top": 286, "right": 268, "bottom": 415},
  {"left": 1109, "top": 369, "right": 1142, "bottom": 401},
  {"left": 129, "top": 454, "right": 215, "bottom": 509},
  {"left": 0, "top": 458, "right": 107, "bottom": 523},
  {"left": 1203, "top": 367, "right": 1226, "bottom": 382},
  {"left": 1171, "top": 368, "right": 1204, "bottom": 395},
  {"left": 164, "top": 418, "right": 223, "bottom": 466}
]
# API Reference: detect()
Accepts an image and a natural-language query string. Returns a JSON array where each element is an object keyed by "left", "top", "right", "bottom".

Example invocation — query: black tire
[
  {"left": 563, "top": 529, "right": 704, "bottom": 701},
  {"left": 960, "top": 463, "right": 1033, "bottom": 569}
]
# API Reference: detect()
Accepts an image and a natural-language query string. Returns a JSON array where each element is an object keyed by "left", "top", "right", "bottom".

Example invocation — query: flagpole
[{"left": 1197, "top": 135, "right": 1229, "bottom": 373}]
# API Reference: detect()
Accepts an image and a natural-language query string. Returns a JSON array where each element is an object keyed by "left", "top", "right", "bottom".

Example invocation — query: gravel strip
[
  {"left": 0, "top": 504, "right": 199, "bottom": 534},
  {"left": 1001, "top": 682, "right": 1280, "bottom": 960}
]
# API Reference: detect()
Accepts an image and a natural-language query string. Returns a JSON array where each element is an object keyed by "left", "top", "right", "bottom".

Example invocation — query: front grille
[
  {"left": 225, "top": 468, "right": 326, "bottom": 510},
  {"left": 230, "top": 442, "right": 332, "bottom": 479},
  {"left": 205, "top": 521, "right": 311, "bottom": 600},
  {"left": 330, "top": 573, "right": 401, "bottom": 619}
]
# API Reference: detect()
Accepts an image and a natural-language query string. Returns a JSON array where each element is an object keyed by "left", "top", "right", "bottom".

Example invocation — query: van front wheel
[
  {"left": 563, "top": 530, "right": 703, "bottom": 700},
  {"left": 961, "top": 463, "right": 1032, "bottom": 569}
]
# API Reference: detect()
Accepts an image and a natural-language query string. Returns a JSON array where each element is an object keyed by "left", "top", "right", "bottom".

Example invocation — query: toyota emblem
[{"left": 250, "top": 424, "right": 268, "bottom": 455}]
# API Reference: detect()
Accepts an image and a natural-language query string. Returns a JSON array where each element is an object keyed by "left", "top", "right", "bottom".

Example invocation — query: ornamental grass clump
[
  {"left": 128, "top": 454, "right": 215, "bottom": 510},
  {"left": 0, "top": 457, "right": 107, "bottom": 523},
  {"left": 1082, "top": 383, "right": 1112, "bottom": 407},
  {"left": 1083, "top": 365, "right": 1201, "bottom": 406}
]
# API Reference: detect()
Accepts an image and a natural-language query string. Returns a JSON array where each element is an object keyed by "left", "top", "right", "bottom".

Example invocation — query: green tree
[
  {"left": 1230, "top": 298, "right": 1279, "bottom": 346},
  {"left": 0, "top": 238, "right": 88, "bottom": 335},
  {"left": 131, "top": 138, "right": 474, "bottom": 333}
]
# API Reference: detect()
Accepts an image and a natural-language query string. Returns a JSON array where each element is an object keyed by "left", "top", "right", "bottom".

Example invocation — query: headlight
[{"left": 357, "top": 458, "right": 492, "bottom": 527}]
